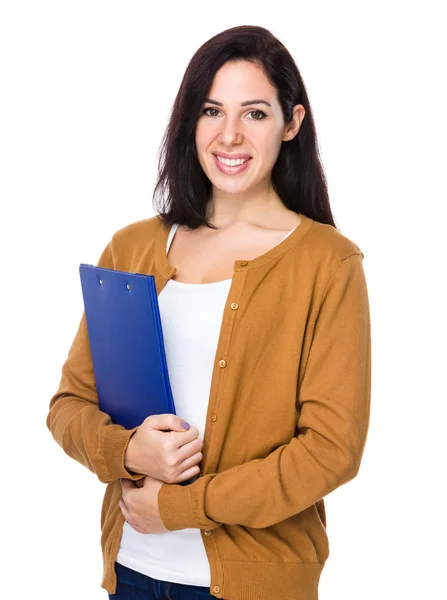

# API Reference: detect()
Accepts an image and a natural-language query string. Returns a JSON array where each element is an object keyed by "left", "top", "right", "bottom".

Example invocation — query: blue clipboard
[{"left": 79, "top": 264, "right": 176, "bottom": 430}]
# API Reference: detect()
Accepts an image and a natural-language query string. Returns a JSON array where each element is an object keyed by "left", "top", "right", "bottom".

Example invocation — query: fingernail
[{"left": 181, "top": 421, "right": 190, "bottom": 430}]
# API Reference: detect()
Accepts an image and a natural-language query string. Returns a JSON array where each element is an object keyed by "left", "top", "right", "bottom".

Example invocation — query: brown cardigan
[{"left": 46, "top": 212, "right": 371, "bottom": 599}]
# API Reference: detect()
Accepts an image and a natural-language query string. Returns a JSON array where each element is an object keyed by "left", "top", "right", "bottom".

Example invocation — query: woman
[{"left": 46, "top": 25, "right": 371, "bottom": 600}]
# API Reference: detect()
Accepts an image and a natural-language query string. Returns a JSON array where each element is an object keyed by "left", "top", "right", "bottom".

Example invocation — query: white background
[{"left": 1, "top": 1, "right": 445, "bottom": 598}]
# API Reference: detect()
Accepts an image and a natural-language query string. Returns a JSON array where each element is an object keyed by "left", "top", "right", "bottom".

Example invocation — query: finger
[
  {"left": 131, "top": 524, "right": 148, "bottom": 534},
  {"left": 120, "top": 479, "right": 134, "bottom": 496},
  {"left": 118, "top": 499, "right": 131, "bottom": 521},
  {"left": 118, "top": 500, "right": 146, "bottom": 533},
  {"left": 120, "top": 478, "right": 133, "bottom": 489}
]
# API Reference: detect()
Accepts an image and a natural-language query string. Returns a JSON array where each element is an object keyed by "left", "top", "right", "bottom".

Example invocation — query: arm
[
  {"left": 157, "top": 252, "right": 371, "bottom": 530},
  {"left": 46, "top": 240, "right": 145, "bottom": 484}
]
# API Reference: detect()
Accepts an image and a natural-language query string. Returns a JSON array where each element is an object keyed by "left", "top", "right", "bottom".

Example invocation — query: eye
[
  {"left": 247, "top": 110, "right": 267, "bottom": 120},
  {"left": 200, "top": 108, "right": 267, "bottom": 120},
  {"left": 202, "top": 107, "right": 220, "bottom": 118}
]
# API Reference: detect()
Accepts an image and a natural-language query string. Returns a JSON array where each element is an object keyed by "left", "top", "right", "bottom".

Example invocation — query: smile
[{"left": 213, "top": 154, "right": 253, "bottom": 175}]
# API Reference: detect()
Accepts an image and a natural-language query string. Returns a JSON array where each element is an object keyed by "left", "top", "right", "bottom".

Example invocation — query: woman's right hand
[{"left": 124, "top": 414, "right": 203, "bottom": 484}]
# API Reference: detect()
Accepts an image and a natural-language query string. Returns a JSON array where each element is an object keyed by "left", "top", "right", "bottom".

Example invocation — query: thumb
[
  {"left": 171, "top": 415, "right": 191, "bottom": 431},
  {"left": 144, "top": 413, "right": 190, "bottom": 432}
]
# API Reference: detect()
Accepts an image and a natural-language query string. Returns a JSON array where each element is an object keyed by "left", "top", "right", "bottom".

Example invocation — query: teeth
[{"left": 216, "top": 155, "right": 250, "bottom": 166}]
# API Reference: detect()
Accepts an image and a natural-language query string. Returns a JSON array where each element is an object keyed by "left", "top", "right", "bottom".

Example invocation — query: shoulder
[
  {"left": 304, "top": 217, "right": 364, "bottom": 263},
  {"left": 109, "top": 214, "right": 165, "bottom": 252},
  {"left": 297, "top": 218, "right": 368, "bottom": 305}
]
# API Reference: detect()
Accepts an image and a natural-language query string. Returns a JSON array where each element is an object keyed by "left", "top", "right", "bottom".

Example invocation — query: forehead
[{"left": 208, "top": 61, "right": 277, "bottom": 102}]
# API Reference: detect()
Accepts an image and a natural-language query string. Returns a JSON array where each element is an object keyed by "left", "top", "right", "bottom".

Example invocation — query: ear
[{"left": 282, "top": 104, "right": 306, "bottom": 142}]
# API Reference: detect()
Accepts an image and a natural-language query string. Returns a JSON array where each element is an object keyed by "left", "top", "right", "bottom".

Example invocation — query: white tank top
[{"left": 116, "top": 222, "right": 298, "bottom": 586}]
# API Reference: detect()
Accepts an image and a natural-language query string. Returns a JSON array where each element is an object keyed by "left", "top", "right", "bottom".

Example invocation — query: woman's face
[{"left": 195, "top": 60, "right": 304, "bottom": 196}]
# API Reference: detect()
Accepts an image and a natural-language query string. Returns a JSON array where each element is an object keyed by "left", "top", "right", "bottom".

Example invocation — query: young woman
[{"left": 47, "top": 25, "right": 371, "bottom": 600}]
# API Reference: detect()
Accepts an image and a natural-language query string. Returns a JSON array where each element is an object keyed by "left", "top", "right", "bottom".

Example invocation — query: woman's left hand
[{"left": 119, "top": 476, "right": 168, "bottom": 534}]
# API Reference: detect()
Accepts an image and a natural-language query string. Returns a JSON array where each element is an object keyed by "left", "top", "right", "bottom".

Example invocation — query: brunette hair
[{"left": 152, "top": 25, "right": 336, "bottom": 230}]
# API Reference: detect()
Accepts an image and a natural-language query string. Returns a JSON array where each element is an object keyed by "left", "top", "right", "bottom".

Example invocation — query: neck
[{"left": 206, "top": 181, "right": 287, "bottom": 229}]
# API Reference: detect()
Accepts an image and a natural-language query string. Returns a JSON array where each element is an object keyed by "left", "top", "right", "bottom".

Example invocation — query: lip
[{"left": 213, "top": 153, "right": 252, "bottom": 175}]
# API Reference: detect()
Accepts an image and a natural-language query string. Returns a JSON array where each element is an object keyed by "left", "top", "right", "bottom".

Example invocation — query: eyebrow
[{"left": 203, "top": 98, "right": 272, "bottom": 108}]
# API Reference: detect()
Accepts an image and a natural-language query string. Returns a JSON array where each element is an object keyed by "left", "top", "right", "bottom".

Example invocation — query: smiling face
[{"left": 195, "top": 60, "right": 304, "bottom": 198}]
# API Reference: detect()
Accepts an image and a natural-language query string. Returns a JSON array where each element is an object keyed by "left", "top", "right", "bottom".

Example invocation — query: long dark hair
[{"left": 152, "top": 25, "right": 336, "bottom": 230}]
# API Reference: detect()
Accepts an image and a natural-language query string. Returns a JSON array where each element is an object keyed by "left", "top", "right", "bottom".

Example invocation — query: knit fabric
[{"left": 46, "top": 213, "right": 371, "bottom": 600}]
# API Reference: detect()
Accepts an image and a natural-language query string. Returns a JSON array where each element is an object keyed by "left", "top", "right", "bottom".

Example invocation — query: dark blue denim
[{"left": 108, "top": 561, "right": 217, "bottom": 600}]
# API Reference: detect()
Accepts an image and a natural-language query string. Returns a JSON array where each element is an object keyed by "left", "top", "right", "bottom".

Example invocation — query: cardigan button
[
  {"left": 239, "top": 260, "right": 248, "bottom": 266},
  {"left": 230, "top": 302, "right": 239, "bottom": 310},
  {"left": 218, "top": 359, "right": 227, "bottom": 367},
  {"left": 204, "top": 529, "right": 212, "bottom": 536},
  {"left": 213, "top": 585, "right": 221, "bottom": 594},
  {"left": 211, "top": 414, "right": 217, "bottom": 422}
]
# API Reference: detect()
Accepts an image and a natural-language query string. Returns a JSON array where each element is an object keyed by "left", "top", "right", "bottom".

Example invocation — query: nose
[{"left": 218, "top": 115, "right": 243, "bottom": 146}]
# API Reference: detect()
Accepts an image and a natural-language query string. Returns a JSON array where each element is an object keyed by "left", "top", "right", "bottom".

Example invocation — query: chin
[{"left": 212, "top": 181, "right": 256, "bottom": 195}]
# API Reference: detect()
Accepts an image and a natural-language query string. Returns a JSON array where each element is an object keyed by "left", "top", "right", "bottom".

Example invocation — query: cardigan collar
[{"left": 154, "top": 212, "right": 314, "bottom": 280}]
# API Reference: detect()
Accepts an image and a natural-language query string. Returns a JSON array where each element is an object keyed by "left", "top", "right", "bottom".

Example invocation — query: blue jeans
[{"left": 108, "top": 562, "right": 217, "bottom": 600}]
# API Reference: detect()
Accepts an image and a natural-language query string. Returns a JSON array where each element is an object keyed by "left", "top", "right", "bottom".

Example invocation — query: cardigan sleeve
[
  {"left": 157, "top": 252, "right": 371, "bottom": 530},
  {"left": 45, "top": 240, "right": 145, "bottom": 484}
]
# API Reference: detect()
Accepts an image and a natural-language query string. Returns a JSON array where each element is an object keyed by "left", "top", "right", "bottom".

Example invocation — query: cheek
[
  {"left": 195, "top": 120, "right": 215, "bottom": 148},
  {"left": 195, "top": 120, "right": 283, "bottom": 162},
  {"left": 256, "top": 131, "right": 283, "bottom": 163}
]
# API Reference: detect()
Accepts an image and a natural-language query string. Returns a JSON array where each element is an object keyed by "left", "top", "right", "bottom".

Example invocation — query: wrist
[{"left": 124, "top": 433, "right": 141, "bottom": 474}]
